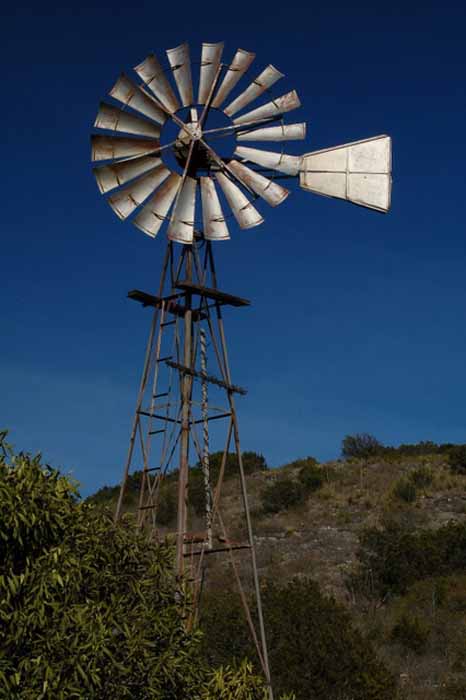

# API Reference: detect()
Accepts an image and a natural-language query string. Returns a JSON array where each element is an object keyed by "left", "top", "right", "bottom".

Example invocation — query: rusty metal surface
[
  {"left": 300, "top": 135, "right": 392, "bottom": 212},
  {"left": 94, "top": 155, "right": 162, "bottom": 194},
  {"left": 134, "top": 173, "right": 181, "bottom": 237},
  {"left": 108, "top": 165, "right": 171, "bottom": 220},
  {"left": 95, "top": 102, "right": 161, "bottom": 138},
  {"left": 198, "top": 42, "right": 224, "bottom": 104},
  {"left": 91, "top": 135, "right": 160, "bottom": 161},
  {"left": 167, "top": 176, "right": 196, "bottom": 243},
  {"left": 166, "top": 42, "right": 193, "bottom": 108},
  {"left": 228, "top": 160, "right": 289, "bottom": 207},
  {"left": 216, "top": 172, "right": 264, "bottom": 229},
  {"left": 200, "top": 176, "right": 230, "bottom": 240},
  {"left": 234, "top": 145, "right": 302, "bottom": 176},
  {"left": 211, "top": 48, "right": 256, "bottom": 108},
  {"left": 110, "top": 73, "right": 167, "bottom": 125},
  {"left": 224, "top": 65, "right": 284, "bottom": 117},
  {"left": 134, "top": 53, "right": 180, "bottom": 113},
  {"left": 237, "top": 122, "right": 306, "bottom": 142},
  {"left": 233, "top": 90, "right": 301, "bottom": 126}
]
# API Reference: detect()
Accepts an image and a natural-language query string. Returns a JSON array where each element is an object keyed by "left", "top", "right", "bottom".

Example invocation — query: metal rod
[
  {"left": 185, "top": 544, "right": 251, "bottom": 557},
  {"left": 165, "top": 359, "right": 246, "bottom": 394},
  {"left": 200, "top": 328, "right": 213, "bottom": 549},
  {"left": 176, "top": 246, "right": 193, "bottom": 577}
]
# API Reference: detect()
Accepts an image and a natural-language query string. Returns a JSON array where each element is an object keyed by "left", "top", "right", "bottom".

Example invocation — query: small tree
[
  {"left": 262, "top": 479, "right": 304, "bottom": 514},
  {"left": 298, "top": 461, "right": 323, "bottom": 493},
  {"left": 448, "top": 445, "right": 466, "bottom": 474},
  {"left": 341, "top": 433, "right": 383, "bottom": 460}
]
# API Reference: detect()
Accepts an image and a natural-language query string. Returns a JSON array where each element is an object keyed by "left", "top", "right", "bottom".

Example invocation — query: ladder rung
[
  {"left": 138, "top": 503, "right": 156, "bottom": 511},
  {"left": 161, "top": 320, "right": 176, "bottom": 327},
  {"left": 158, "top": 355, "right": 173, "bottom": 362},
  {"left": 145, "top": 467, "right": 161, "bottom": 473},
  {"left": 149, "top": 429, "right": 166, "bottom": 435},
  {"left": 154, "top": 392, "right": 169, "bottom": 398},
  {"left": 138, "top": 410, "right": 181, "bottom": 424}
]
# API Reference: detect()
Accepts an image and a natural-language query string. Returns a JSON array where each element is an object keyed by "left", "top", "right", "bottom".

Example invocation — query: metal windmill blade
[{"left": 198, "top": 42, "right": 224, "bottom": 104}]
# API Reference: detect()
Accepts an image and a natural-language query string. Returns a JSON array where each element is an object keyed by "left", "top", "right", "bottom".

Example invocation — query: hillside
[{"left": 89, "top": 441, "right": 466, "bottom": 699}]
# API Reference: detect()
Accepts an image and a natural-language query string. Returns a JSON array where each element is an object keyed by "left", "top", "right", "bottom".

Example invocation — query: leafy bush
[
  {"left": 262, "top": 478, "right": 304, "bottom": 514},
  {"left": 297, "top": 459, "right": 323, "bottom": 493},
  {"left": 283, "top": 456, "right": 319, "bottom": 471},
  {"left": 393, "top": 478, "right": 417, "bottom": 503},
  {"left": 341, "top": 434, "right": 383, "bottom": 460},
  {"left": 390, "top": 613, "right": 430, "bottom": 653},
  {"left": 448, "top": 445, "right": 466, "bottom": 474},
  {"left": 200, "top": 579, "right": 396, "bottom": 700},
  {"left": 0, "top": 440, "right": 289, "bottom": 700},
  {"left": 349, "top": 520, "right": 466, "bottom": 599},
  {"left": 0, "top": 452, "right": 202, "bottom": 697},
  {"left": 201, "top": 660, "right": 286, "bottom": 700},
  {"left": 260, "top": 458, "right": 324, "bottom": 515}
]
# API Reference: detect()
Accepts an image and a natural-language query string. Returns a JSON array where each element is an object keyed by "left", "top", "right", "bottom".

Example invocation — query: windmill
[{"left": 91, "top": 41, "right": 392, "bottom": 699}]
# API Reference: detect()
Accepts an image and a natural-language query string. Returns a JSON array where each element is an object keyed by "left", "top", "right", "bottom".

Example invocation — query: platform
[{"left": 175, "top": 281, "right": 250, "bottom": 307}]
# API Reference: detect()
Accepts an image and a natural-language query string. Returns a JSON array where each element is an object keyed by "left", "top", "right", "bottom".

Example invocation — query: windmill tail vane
[{"left": 90, "top": 40, "right": 392, "bottom": 700}]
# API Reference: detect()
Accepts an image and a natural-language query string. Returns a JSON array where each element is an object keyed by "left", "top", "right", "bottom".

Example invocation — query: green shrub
[
  {"left": 283, "top": 456, "right": 319, "bottom": 471},
  {"left": 262, "top": 479, "right": 304, "bottom": 514},
  {"left": 0, "top": 440, "right": 292, "bottom": 700},
  {"left": 261, "top": 458, "right": 324, "bottom": 514},
  {"left": 200, "top": 579, "right": 396, "bottom": 700},
  {"left": 0, "top": 451, "right": 199, "bottom": 697},
  {"left": 448, "top": 445, "right": 466, "bottom": 474},
  {"left": 341, "top": 433, "right": 383, "bottom": 460},
  {"left": 298, "top": 461, "right": 323, "bottom": 493},
  {"left": 393, "top": 478, "right": 417, "bottom": 503},
  {"left": 390, "top": 613, "right": 430, "bottom": 653},
  {"left": 349, "top": 520, "right": 466, "bottom": 599}
]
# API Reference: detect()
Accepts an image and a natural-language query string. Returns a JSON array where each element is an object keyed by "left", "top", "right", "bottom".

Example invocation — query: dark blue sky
[{"left": 2, "top": 1, "right": 466, "bottom": 495}]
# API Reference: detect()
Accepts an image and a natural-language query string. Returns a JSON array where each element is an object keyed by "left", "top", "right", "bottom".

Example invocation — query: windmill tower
[{"left": 91, "top": 41, "right": 392, "bottom": 699}]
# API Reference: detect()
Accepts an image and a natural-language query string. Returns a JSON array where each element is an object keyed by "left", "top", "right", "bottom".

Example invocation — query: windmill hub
[{"left": 184, "top": 122, "right": 202, "bottom": 141}]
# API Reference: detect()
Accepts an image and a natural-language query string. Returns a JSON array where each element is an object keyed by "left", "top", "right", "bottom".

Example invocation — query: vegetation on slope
[{"left": 4, "top": 429, "right": 466, "bottom": 700}]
